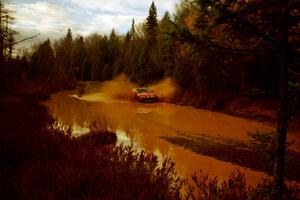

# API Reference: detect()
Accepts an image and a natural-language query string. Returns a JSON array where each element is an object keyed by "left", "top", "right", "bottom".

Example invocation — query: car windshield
[{"left": 137, "top": 88, "right": 150, "bottom": 93}]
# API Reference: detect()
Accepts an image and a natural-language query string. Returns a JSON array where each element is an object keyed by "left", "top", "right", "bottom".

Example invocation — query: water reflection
[{"left": 44, "top": 89, "right": 300, "bottom": 186}]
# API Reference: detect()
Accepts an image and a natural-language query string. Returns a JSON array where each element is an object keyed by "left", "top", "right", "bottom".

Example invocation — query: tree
[
  {"left": 72, "top": 36, "right": 87, "bottom": 80},
  {"left": 135, "top": 1, "right": 163, "bottom": 85},
  {"left": 159, "top": 11, "right": 178, "bottom": 76},
  {"left": 120, "top": 32, "right": 132, "bottom": 77},
  {"left": 173, "top": 0, "right": 300, "bottom": 197},
  {"left": 106, "top": 29, "right": 120, "bottom": 79},
  {"left": 145, "top": 1, "right": 158, "bottom": 45},
  {"left": 64, "top": 28, "right": 73, "bottom": 75},
  {"left": 273, "top": 1, "right": 294, "bottom": 198},
  {"left": 126, "top": 18, "right": 144, "bottom": 82},
  {"left": 0, "top": 0, "right": 16, "bottom": 92},
  {"left": 30, "top": 39, "right": 55, "bottom": 77},
  {"left": 55, "top": 28, "right": 74, "bottom": 76}
]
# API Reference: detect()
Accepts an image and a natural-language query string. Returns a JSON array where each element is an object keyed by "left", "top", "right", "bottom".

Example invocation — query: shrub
[
  {"left": 1, "top": 96, "right": 299, "bottom": 199},
  {"left": 183, "top": 170, "right": 251, "bottom": 200},
  {"left": 183, "top": 170, "right": 300, "bottom": 200}
]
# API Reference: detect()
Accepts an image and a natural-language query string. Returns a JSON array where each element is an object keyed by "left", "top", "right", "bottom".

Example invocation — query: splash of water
[
  {"left": 98, "top": 74, "right": 176, "bottom": 102},
  {"left": 99, "top": 74, "right": 137, "bottom": 100},
  {"left": 148, "top": 77, "right": 176, "bottom": 101}
]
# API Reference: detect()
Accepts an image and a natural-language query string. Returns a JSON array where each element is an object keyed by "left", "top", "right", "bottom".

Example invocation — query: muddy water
[{"left": 44, "top": 88, "right": 300, "bottom": 186}]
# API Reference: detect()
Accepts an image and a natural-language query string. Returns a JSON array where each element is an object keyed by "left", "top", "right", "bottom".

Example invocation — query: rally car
[{"left": 132, "top": 87, "right": 158, "bottom": 102}]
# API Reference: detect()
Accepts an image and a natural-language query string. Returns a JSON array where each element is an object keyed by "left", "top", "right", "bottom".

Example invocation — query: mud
[{"left": 161, "top": 134, "right": 300, "bottom": 182}]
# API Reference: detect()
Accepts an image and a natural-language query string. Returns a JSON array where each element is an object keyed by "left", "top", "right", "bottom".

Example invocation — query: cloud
[
  {"left": 68, "top": 0, "right": 150, "bottom": 16},
  {"left": 77, "top": 14, "right": 144, "bottom": 36},
  {"left": 68, "top": 0, "right": 177, "bottom": 17},
  {"left": 12, "top": 1, "right": 72, "bottom": 32},
  {"left": 10, "top": 0, "right": 179, "bottom": 50},
  {"left": 11, "top": 1, "right": 72, "bottom": 48},
  {"left": 66, "top": 0, "right": 179, "bottom": 35}
]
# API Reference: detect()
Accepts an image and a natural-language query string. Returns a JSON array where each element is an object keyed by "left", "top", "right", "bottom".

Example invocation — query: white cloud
[
  {"left": 69, "top": 0, "right": 147, "bottom": 13},
  {"left": 12, "top": 2, "right": 72, "bottom": 32},
  {"left": 77, "top": 14, "right": 144, "bottom": 36},
  {"left": 10, "top": 1, "right": 75, "bottom": 48},
  {"left": 9, "top": 0, "right": 179, "bottom": 49},
  {"left": 68, "top": 0, "right": 177, "bottom": 17}
]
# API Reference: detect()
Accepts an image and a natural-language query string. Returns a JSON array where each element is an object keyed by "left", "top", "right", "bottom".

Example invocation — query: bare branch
[{"left": 14, "top": 33, "right": 40, "bottom": 44}]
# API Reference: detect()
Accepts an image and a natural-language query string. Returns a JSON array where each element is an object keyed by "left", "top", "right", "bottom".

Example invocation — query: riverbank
[
  {"left": 161, "top": 132, "right": 300, "bottom": 182},
  {"left": 0, "top": 83, "right": 181, "bottom": 199},
  {"left": 170, "top": 89, "right": 300, "bottom": 134},
  {"left": 1, "top": 81, "right": 300, "bottom": 199}
]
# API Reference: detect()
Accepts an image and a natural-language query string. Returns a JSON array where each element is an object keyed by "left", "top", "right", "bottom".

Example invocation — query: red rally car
[{"left": 132, "top": 87, "right": 158, "bottom": 102}]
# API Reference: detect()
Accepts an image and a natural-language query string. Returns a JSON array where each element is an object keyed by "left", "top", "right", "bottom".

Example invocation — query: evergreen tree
[
  {"left": 135, "top": 1, "right": 163, "bottom": 85},
  {"left": 0, "top": 0, "right": 16, "bottom": 92},
  {"left": 174, "top": 0, "right": 300, "bottom": 196},
  {"left": 127, "top": 18, "right": 140, "bottom": 80},
  {"left": 30, "top": 39, "right": 55, "bottom": 77},
  {"left": 64, "top": 28, "right": 73, "bottom": 75},
  {"left": 55, "top": 28, "right": 74, "bottom": 76},
  {"left": 145, "top": 1, "right": 158, "bottom": 45},
  {"left": 130, "top": 18, "right": 136, "bottom": 39},
  {"left": 159, "top": 11, "right": 177, "bottom": 76},
  {"left": 121, "top": 32, "right": 131, "bottom": 75},
  {"left": 73, "top": 36, "right": 87, "bottom": 80},
  {"left": 101, "top": 29, "right": 120, "bottom": 80}
]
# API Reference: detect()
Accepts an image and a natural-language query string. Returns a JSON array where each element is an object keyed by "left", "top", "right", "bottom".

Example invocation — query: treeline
[
  {"left": 0, "top": 0, "right": 17, "bottom": 92},
  {"left": 25, "top": 2, "right": 169, "bottom": 85},
  {"left": 2, "top": 1, "right": 300, "bottom": 104},
  {"left": 171, "top": 0, "right": 300, "bottom": 107}
]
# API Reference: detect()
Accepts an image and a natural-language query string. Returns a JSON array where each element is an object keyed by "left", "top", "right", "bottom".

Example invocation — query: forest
[
  {"left": 1, "top": 1, "right": 300, "bottom": 108},
  {"left": 1, "top": 0, "right": 300, "bottom": 199}
]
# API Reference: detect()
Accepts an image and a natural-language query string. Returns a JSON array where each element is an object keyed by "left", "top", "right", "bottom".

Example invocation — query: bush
[
  {"left": 0, "top": 98, "right": 182, "bottom": 199},
  {"left": 1, "top": 95, "right": 299, "bottom": 199},
  {"left": 183, "top": 170, "right": 300, "bottom": 200}
]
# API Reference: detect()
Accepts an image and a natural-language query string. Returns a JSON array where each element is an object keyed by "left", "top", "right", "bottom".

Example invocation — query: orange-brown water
[{"left": 44, "top": 81, "right": 300, "bottom": 186}]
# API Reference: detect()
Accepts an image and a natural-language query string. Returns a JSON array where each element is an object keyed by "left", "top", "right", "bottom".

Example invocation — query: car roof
[{"left": 133, "top": 87, "right": 152, "bottom": 92}]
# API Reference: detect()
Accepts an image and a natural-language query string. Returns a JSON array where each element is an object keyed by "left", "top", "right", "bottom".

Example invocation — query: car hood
[{"left": 137, "top": 92, "right": 156, "bottom": 97}]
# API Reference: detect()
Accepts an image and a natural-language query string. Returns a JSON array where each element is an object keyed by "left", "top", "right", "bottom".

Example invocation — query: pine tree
[
  {"left": 145, "top": 1, "right": 158, "bottom": 45},
  {"left": 0, "top": 0, "right": 15, "bottom": 92},
  {"left": 118, "top": 32, "right": 131, "bottom": 77},
  {"left": 127, "top": 18, "right": 140, "bottom": 80},
  {"left": 159, "top": 11, "right": 177, "bottom": 76},
  {"left": 105, "top": 29, "right": 120, "bottom": 79},
  {"left": 73, "top": 36, "right": 87, "bottom": 80},
  {"left": 55, "top": 28, "right": 74, "bottom": 76},
  {"left": 30, "top": 39, "right": 55, "bottom": 77},
  {"left": 135, "top": 1, "right": 163, "bottom": 85},
  {"left": 174, "top": 0, "right": 300, "bottom": 197},
  {"left": 64, "top": 28, "right": 73, "bottom": 76},
  {"left": 130, "top": 18, "right": 136, "bottom": 39}
]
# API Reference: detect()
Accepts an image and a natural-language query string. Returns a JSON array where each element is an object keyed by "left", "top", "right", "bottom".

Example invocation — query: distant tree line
[
  {"left": 0, "top": 0, "right": 15, "bottom": 61},
  {"left": 2, "top": 0, "right": 299, "bottom": 100},
  {"left": 21, "top": 1, "right": 299, "bottom": 99},
  {"left": 25, "top": 2, "right": 168, "bottom": 86},
  {"left": 0, "top": 0, "right": 17, "bottom": 92}
]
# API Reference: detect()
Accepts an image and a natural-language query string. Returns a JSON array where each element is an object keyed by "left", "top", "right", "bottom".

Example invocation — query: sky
[{"left": 8, "top": 0, "right": 180, "bottom": 49}]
